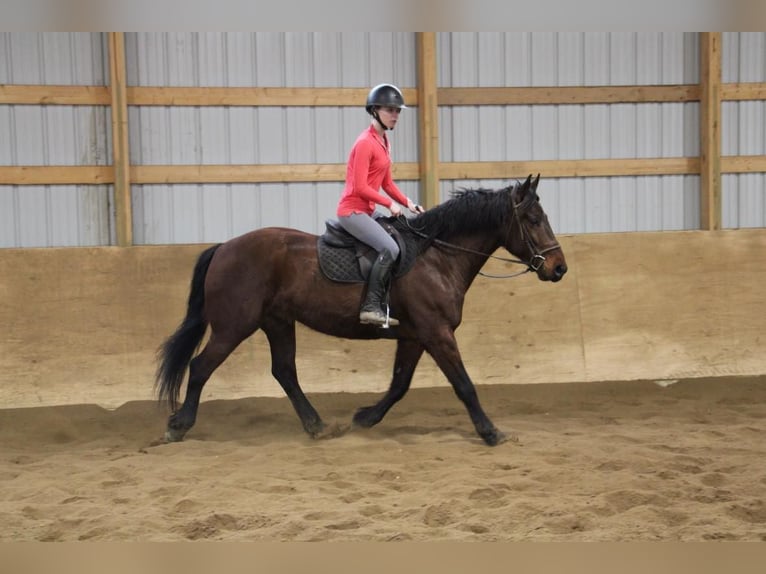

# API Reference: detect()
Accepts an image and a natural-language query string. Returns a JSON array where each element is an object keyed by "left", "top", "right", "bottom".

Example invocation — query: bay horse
[{"left": 155, "top": 174, "right": 567, "bottom": 446}]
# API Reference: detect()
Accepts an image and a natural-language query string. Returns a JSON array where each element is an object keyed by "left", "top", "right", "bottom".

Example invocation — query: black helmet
[{"left": 365, "top": 83, "right": 406, "bottom": 115}]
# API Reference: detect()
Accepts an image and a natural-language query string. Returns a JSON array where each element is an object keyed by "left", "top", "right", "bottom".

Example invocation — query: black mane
[{"left": 393, "top": 183, "right": 517, "bottom": 244}]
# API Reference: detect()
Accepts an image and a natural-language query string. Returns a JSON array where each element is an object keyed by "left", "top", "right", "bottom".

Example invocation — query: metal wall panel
[
  {"left": 0, "top": 32, "right": 112, "bottom": 248},
  {"left": 2, "top": 33, "right": 764, "bottom": 246},
  {"left": 126, "top": 32, "right": 419, "bottom": 244},
  {"left": 722, "top": 32, "right": 766, "bottom": 229},
  {"left": 437, "top": 32, "right": 701, "bottom": 234}
]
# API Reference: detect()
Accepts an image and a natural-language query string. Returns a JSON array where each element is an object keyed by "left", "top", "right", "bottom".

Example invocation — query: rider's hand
[
  {"left": 389, "top": 203, "right": 403, "bottom": 217},
  {"left": 407, "top": 200, "right": 425, "bottom": 214}
]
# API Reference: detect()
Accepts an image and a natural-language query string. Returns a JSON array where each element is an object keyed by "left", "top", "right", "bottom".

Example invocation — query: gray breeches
[{"left": 337, "top": 212, "right": 400, "bottom": 260}]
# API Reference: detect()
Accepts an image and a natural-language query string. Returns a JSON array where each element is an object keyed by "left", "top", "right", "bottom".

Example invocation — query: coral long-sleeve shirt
[{"left": 337, "top": 126, "right": 409, "bottom": 216}]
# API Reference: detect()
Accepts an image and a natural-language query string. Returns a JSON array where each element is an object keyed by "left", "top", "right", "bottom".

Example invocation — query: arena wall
[{"left": 2, "top": 228, "right": 763, "bottom": 409}]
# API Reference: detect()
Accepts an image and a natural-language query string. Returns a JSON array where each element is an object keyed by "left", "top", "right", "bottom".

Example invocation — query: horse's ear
[
  {"left": 520, "top": 174, "right": 533, "bottom": 194},
  {"left": 532, "top": 173, "right": 541, "bottom": 191}
]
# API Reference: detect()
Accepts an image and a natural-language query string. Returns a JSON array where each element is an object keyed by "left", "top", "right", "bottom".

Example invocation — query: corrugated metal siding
[
  {"left": 437, "top": 32, "right": 702, "bottom": 234},
  {"left": 126, "top": 32, "right": 419, "bottom": 244},
  {"left": 722, "top": 32, "right": 766, "bottom": 229},
  {"left": 0, "top": 32, "right": 112, "bottom": 248},
  {"left": 2, "top": 33, "right": 764, "bottom": 246}
]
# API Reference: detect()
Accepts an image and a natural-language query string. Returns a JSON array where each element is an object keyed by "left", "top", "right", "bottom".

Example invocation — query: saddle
[{"left": 317, "top": 218, "right": 416, "bottom": 283}]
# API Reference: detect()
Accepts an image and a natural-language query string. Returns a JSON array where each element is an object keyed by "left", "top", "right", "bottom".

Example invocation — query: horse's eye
[{"left": 528, "top": 215, "right": 540, "bottom": 226}]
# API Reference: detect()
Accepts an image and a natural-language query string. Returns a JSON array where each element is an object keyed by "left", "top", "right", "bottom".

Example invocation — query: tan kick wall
[{"left": 1, "top": 229, "right": 764, "bottom": 409}]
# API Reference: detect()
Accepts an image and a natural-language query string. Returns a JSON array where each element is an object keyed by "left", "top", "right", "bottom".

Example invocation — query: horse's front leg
[
  {"left": 425, "top": 328, "right": 507, "bottom": 446},
  {"left": 353, "top": 338, "right": 424, "bottom": 428}
]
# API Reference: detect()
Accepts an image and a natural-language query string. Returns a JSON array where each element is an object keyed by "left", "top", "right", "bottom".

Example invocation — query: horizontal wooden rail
[
  {"left": 126, "top": 87, "right": 420, "bottom": 107},
  {"left": 440, "top": 158, "right": 701, "bottom": 179},
  {"left": 721, "top": 83, "right": 766, "bottom": 101},
  {"left": 131, "top": 163, "right": 419, "bottom": 183},
  {"left": 2, "top": 83, "right": 765, "bottom": 107},
  {"left": 0, "top": 85, "right": 420, "bottom": 107},
  {"left": 0, "top": 85, "right": 111, "bottom": 105},
  {"left": 438, "top": 85, "right": 701, "bottom": 106},
  {"left": 0, "top": 166, "right": 114, "bottom": 185},
  {"left": 722, "top": 155, "right": 766, "bottom": 173},
  {"left": 3, "top": 156, "right": 764, "bottom": 186}
]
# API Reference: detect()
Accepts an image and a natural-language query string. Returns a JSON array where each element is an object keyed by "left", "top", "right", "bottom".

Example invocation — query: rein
[
  {"left": 399, "top": 197, "right": 561, "bottom": 279},
  {"left": 431, "top": 238, "right": 533, "bottom": 278}
]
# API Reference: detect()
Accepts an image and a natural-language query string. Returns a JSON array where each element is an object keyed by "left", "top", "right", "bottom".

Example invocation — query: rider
[{"left": 337, "top": 83, "right": 424, "bottom": 327}]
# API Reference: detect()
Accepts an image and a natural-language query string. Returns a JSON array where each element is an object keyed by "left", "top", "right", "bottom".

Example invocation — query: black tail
[{"left": 155, "top": 244, "right": 222, "bottom": 411}]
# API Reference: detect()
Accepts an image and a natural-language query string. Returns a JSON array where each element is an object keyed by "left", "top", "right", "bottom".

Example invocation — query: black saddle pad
[
  {"left": 317, "top": 239, "right": 372, "bottom": 283},
  {"left": 317, "top": 218, "right": 418, "bottom": 283}
]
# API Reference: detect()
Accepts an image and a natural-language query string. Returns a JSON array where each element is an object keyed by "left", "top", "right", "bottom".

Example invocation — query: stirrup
[{"left": 382, "top": 303, "right": 399, "bottom": 328}]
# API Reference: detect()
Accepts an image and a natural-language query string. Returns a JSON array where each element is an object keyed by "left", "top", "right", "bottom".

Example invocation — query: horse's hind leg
[
  {"left": 263, "top": 319, "right": 327, "bottom": 438},
  {"left": 353, "top": 339, "right": 424, "bottom": 429},
  {"left": 165, "top": 332, "right": 242, "bottom": 442}
]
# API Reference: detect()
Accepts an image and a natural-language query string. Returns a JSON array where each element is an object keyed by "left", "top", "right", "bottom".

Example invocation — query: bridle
[
  {"left": 507, "top": 195, "right": 561, "bottom": 274},
  {"left": 401, "top": 191, "right": 561, "bottom": 279}
]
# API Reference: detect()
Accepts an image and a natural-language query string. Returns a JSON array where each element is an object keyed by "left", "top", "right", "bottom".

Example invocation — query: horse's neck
[{"left": 440, "top": 232, "right": 501, "bottom": 287}]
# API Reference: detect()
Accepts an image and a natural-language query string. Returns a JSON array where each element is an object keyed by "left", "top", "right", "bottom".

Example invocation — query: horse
[{"left": 155, "top": 174, "right": 567, "bottom": 446}]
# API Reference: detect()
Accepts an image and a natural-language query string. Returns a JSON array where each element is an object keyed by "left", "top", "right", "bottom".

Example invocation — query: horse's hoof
[
  {"left": 352, "top": 406, "right": 380, "bottom": 428},
  {"left": 164, "top": 428, "right": 187, "bottom": 443},
  {"left": 483, "top": 429, "right": 518, "bottom": 446},
  {"left": 313, "top": 421, "right": 350, "bottom": 440}
]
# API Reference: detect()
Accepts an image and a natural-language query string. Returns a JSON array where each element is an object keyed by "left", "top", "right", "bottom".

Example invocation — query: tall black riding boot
[{"left": 359, "top": 249, "right": 398, "bottom": 327}]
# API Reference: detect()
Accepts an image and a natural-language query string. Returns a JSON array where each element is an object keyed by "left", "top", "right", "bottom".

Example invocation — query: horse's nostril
[{"left": 555, "top": 264, "right": 567, "bottom": 278}]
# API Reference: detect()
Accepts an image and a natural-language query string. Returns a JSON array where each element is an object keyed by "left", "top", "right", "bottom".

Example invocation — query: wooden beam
[
  {"left": 109, "top": 33, "right": 133, "bottom": 247},
  {"left": 0, "top": 85, "right": 110, "bottom": 105},
  {"left": 438, "top": 85, "right": 700, "bottom": 106},
  {"left": 131, "top": 164, "right": 349, "bottom": 184},
  {"left": 721, "top": 82, "right": 766, "bottom": 101},
  {"left": 2, "top": 81, "right": 764, "bottom": 108},
  {"left": 0, "top": 166, "right": 114, "bottom": 185},
  {"left": 721, "top": 155, "right": 766, "bottom": 173},
  {"left": 130, "top": 163, "right": 421, "bottom": 184},
  {"left": 127, "top": 86, "right": 419, "bottom": 107},
  {"left": 5, "top": 155, "right": 766, "bottom": 188},
  {"left": 440, "top": 158, "right": 700, "bottom": 180},
  {"left": 699, "top": 32, "right": 722, "bottom": 231},
  {"left": 417, "top": 32, "right": 439, "bottom": 209}
]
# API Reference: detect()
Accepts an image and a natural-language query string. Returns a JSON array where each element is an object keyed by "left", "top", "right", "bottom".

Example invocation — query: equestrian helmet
[{"left": 365, "top": 84, "right": 407, "bottom": 114}]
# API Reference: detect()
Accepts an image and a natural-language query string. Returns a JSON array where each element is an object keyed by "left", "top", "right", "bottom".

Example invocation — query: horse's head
[{"left": 506, "top": 174, "right": 568, "bottom": 282}]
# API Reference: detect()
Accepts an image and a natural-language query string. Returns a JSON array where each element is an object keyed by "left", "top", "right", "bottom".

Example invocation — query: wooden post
[
  {"left": 699, "top": 32, "right": 722, "bottom": 231},
  {"left": 416, "top": 32, "right": 440, "bottom": 209},
  {"left": 109, "top": 32, "right": 133, "bottom": 246}
]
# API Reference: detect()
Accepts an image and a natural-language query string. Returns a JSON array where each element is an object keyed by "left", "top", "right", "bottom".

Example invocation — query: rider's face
[{"left": 377, "top": 106, "right": 401, "bottom": 129}]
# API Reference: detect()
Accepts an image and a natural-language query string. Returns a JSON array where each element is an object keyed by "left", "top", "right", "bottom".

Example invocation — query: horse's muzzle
[
  {"left": 538, "top": 261, "right": 567, "bottom": 282},
  {"left": 550, "top": 263, "right": 567, "bottom": 282}
]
